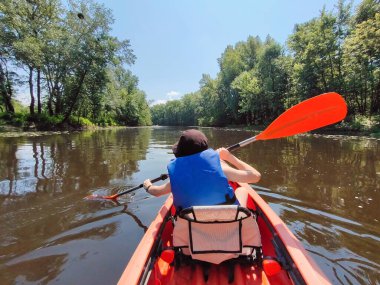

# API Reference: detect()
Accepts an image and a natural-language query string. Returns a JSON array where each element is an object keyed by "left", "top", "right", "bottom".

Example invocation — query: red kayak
[
  {"left": 116, "top": 93, "right": 346, "bottom": 284},
  {"left": 118, "top": 182, "right": 330, "bottom": 285}
]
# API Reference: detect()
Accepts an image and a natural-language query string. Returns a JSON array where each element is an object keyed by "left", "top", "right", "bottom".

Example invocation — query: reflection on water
[
  {"left": 0, "top": 128, "right": 152, "bottom": 197},
  {"left": 0, "top": 127, "right": 379, "bottom": 285}
]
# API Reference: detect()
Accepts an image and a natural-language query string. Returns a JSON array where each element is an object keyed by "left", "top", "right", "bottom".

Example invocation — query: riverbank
[
  {"left": 0, "top": 124, "right": 130, "bottom": 138},
  {"left": 243, "top": 124, "right": 380, "bottom": 138},
  {"left": 239, "top": 115, "right": 380, "bottom": 139},
  {"left": 1, "top": 123, "right": 379, "bottom": 139},
  {"left": 1, "top": 110, "right": 379, "bottom": 138},
  {"left": 1, "top": 111, "right": 379, "bottom": 138}
]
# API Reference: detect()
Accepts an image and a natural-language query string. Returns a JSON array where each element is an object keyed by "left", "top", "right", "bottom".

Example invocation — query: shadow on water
[
  {"left": 0, "top": 127, "right": 379, "bottom": 284},
  {"left": 2, "top": 254, "right": 67, "bottom": 285}
]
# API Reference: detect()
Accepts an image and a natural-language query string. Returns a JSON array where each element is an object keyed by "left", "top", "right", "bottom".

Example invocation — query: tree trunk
[
  {"left": 371, "top": 79, "right": 380, "bottom": 115},
  {"left": 63, "top": 69, "right": 88, "bottom": 122},
  {"left": 46, "top": 77, "right": 53, "bottom": 116},
  {"left": 29, "top": 66, "right": 35, "bottom": 115},
  {"left": 37, "top": 67, "right": 41, "bottom": 114},
  {"left": 0, "top": 63, "right": 15, "bottom": 113}
]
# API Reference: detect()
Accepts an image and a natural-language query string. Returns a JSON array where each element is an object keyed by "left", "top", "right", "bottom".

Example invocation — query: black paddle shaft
[
  {"left": 227, "top": 136, "right": 257, "bottom": 152},
  {"left": 118, "top": 174, "right": 169, "bottom": 197}
]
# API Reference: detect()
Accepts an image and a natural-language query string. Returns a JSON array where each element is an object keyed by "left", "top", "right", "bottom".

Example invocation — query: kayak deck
[
  {"left": 118, "top": 183, "right": 330, "bottom": 285},
  {"left": 151, "top": 262, "right": 293, "bottom": 285}
]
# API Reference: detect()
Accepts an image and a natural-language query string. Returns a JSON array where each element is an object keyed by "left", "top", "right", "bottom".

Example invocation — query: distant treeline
[
  {"left": 0, "top": 0, "right": 151, "bottom": 127},
  {"left": 151, "top": 0, "right": 380, "bottom": 127}
]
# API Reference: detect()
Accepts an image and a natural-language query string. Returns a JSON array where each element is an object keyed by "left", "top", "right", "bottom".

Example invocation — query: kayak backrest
[
  {"left": 179, "top": 205, "right": 251, "bottom": 221},
  {"left": 173, "top": 205, "right": 262, "bottom": 264}
]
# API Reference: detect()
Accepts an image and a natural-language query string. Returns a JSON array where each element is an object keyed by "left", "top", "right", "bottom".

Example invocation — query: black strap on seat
[
  {"left": 176, "top": 193, "right": 238, "bottom": 213},
  {"left": 217, "top": 193, "right": 237, "bottom": 205}
]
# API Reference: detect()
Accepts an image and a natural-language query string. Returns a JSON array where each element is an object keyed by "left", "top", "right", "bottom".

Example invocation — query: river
[{"left": 0, "top": 127, "right": 379, "bottom": 285}]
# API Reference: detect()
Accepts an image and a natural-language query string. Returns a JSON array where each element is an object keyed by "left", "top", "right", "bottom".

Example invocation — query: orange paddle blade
[
  {"left": 255, "top": 92, "right": 347, "bottom": 141},
  {"left": 84, "top": 193, "right": 118, "bottom": 201}
]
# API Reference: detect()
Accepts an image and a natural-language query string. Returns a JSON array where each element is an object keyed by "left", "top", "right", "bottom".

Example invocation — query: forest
[
  {"left": 151, "top": 0, "right": 380, "bottom": 132},
  {"left": 1, "top": 0, "right": 379, "bottom": 132},
  {"left": 0, "top": 0, "right": 151, "bottom": 129}
]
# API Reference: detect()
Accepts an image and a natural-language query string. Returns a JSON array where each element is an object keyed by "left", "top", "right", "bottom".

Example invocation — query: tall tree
[
  {"left": 0, "top": 0, "right": 61, "bottom": 115},
  {"left": 256, "top": 37, "right": 286, "bottom": 121},
  {"left": 288, "top": 8, "right": 341, "bottom": 98},
  {"left": 198, "top": 74, "right": 226, "bottom": 126},
  {"left": 48, "top": 0, "right": 135, "bottom": 122},
  {"left": 231, "top": 71, "right": 261, "bottom": 124},
  {"left": 104, "top": 65, "right": 151, "bottom": 126},
  {"left": 354, "top": 0, "right": 380, "bottom": 24},
  {"left": 0, "top": 38, "right": 15, "bottom": 113},
  {"left": 218, "top": 43, "right": 247, "bottom": 123},
  {"left": 343, "top": 11, "right": 380, "bottom": 115}
]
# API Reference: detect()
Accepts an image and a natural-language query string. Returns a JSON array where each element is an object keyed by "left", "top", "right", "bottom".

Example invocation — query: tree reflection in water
[{"left": 0, "top": 127, "right": 379, "bottom": 285}]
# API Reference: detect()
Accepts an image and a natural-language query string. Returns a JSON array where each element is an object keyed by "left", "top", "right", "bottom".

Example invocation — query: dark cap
[{"left": 172, "top": 129, "right": 208, "bottom": 157}]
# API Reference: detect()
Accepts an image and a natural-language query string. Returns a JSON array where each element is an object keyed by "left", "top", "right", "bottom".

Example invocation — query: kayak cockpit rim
[{"left": 118, "top": 184, "right": 330, "bottom": 285}]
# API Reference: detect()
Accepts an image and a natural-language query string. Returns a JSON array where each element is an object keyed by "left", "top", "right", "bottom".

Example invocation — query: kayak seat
[{"left": 172, "top": 205, "right": 262, "bottom": 265}]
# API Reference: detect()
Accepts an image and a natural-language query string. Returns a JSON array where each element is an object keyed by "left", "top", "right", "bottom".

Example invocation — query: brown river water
[{"left": 0, "top": 127, "right": 379, "bottom": 285}]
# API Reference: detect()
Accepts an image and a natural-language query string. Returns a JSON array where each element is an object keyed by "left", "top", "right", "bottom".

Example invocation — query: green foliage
[
  {"left": 151, "top": 35, "right": 287, "bottom": 126},
  {"left": 36, "top": 113, "right": 64, "bottom": 125},
  {"left": 232, "top": 71, "right": 261, "bottom": 124},
  {"left": 337, "top": 115, "right": 380, "bottom": 136},
  {"left": 13, "top": 101, "right": 28, "bottom": 113},
  {"left": 69, "top": 116, "right": 94, "bottom": 127},
  {"left": 1, "top": 0, "right": 379, "bottom": 131},
  {"left": 103, "top": 66, "right": 152, "bottom": 126},
  {"left": 151, "top": 0, "right": 379, "bottom": 129},
  {"left": 352, "top": 115, "right": 380, "bottom": 131},
  {"left": 0, "top": 0, "right": 149, "bottom": 129},
  {"left": 0, "top": 111, "right": 29, "bottom": 127},
  {"left": 343, "top": 11, "right": 380, "bottom": 115},
  {"left": 150, "top": 92, "right": 199, "bottom": 126},
  {"left": 97, "top": 116, "right": 117, "bottom": 127}
]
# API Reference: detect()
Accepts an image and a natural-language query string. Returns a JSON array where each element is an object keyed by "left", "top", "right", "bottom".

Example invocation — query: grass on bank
[
  {"left": 0, "top": 111, "right": 96, "bottom": 131},
  {"left": 339, "top": 115, "right": 380, "bottom": 138},
  {"left": 233, "top": 115, "right": 380, "bottom": 138},
  {"left": 1, "top": 111, "right": 379, "bottom": 138}
]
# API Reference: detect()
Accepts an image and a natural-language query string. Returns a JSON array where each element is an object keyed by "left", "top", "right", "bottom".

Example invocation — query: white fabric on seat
[
  {"left": 188, "top": 205, "right": 240, "bottom": 221},
  {"left": 173, "top": 205, "right": 261, "bottom": 264},
  {"left": 191, "top": 220, "right": 241, "bottom": 252}
]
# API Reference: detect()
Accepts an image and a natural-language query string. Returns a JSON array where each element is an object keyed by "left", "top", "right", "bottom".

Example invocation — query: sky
[{"left": 15, "top": 0, "right": 360, "bottom": 105}]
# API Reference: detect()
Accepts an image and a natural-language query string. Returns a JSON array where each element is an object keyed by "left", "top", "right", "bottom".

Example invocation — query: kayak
[{"left": 118, "top": 182, "right": 331, "bottom": 285}]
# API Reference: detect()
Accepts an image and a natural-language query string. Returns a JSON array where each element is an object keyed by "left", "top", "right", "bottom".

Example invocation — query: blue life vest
[{"left": 167, "top": 148, "right": 238, "bottom": 210}]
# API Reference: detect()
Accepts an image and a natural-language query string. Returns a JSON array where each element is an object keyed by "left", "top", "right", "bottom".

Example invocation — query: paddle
[
  {"left": 85, "top": 92, "right": 347, "bottom": 201},
  {"left": 227, "top": 92, "right": 347, "bottom": 151},
  {"left": 85, "top": 174, "right": 168, "bottom": 201}
]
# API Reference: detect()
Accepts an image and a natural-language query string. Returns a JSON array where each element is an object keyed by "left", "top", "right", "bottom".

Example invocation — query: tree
[
  {"left": 42, "top": 0, "right": 136, "bottom": 122},
  {"left": 198, "top": 74, "right": 226, "bottom": 126},
  {"left": 218, "top": 43, "right": 247, "bottom": 123},
  {"left": 256, "top": 37, "right": 286, "bottom": 122},
  {"left": 0, "top": 0, "right": 61, "bottom": 115},
  {"left": 231, "top": 71, "right": 261, "bottom": 124},
  {"left": 343, "top": 12, "right": 380, "bottom": 115},
  {"left": 288, "top": 9, "right": 341, "bottom": 98},
  {"left": 354, "top": 0, "right": 380, "bottom": 24},
  {"left": 0, "top": 50, "right": 15, "bottom": 113},
  {"left": 103, "top": 65, "right": 151, "bottom": 126}
]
